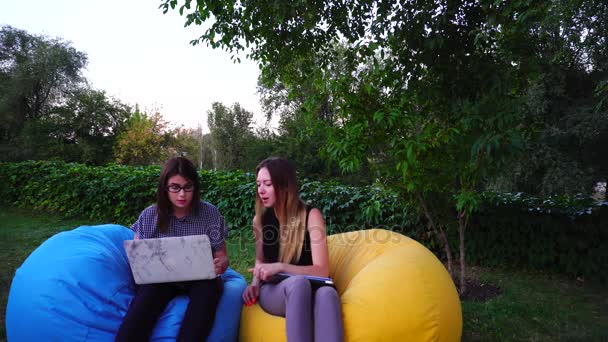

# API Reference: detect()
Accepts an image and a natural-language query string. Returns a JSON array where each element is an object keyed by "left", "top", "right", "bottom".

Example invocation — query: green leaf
[{"left": 372, "top": 110, "right": 384, "bottom": 123}]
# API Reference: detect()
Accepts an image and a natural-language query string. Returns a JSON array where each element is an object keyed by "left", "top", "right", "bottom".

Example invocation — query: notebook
[
  {"left": 267, "top": 272, "right": 335, "bottom": 289},
  {"left": 123, "top": 234, "right": 216, "bottom": 284}
]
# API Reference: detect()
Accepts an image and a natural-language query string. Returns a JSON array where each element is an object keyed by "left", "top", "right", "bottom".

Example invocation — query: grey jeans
[{"left": 259, "top": 275, "right": 344, "bottom": 342}]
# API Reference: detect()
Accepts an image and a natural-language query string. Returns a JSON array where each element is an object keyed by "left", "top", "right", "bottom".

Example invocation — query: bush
[
  {"left": 0, "top": 161, "right": 158, "bottom": 226},
  {"left": 464, "top": 192, "right": 608, "bottom": 283},
  {"left": 2, "top": 161, "right": 605, "bottom": 281},
  {"left": 0, "top": 161, "right": 419, "bottom": 234}
]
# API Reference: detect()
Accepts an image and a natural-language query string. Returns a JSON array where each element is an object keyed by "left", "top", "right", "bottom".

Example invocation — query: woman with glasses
[{"left": 116, "top": 157, "right": 228, "bottom": 342}]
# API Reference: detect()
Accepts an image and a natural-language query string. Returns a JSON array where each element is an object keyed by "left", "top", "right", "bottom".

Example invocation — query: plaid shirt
[{"left": 130, "top": 201, "right": 228, "bottom": 252}]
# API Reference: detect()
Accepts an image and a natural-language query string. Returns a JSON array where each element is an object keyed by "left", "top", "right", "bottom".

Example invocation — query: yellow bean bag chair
[{"left": 239, "top": 229, "right": 462, "bottom": 341}]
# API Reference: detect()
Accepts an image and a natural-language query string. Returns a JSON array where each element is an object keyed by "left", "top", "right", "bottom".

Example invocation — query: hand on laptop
[
  {"left": 214, "top": 256, "right": 228, "bottom": 275},
  {"left": 213, "top": 244, "right": 229, "bottom": 275}
]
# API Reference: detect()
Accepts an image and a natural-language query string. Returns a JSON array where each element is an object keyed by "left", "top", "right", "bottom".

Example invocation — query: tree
[
  {"left": 207, "top": 102, "right": 255, "bottom": 170},
  {"left": 5, "top": 87, "right": 131, "bottom": 163},
  {"left": 172, "top": 125, "right": 209, "bottom": 169},
  {"left": 489, "top": 0, "right": 608, "bottom": 195},
  {"left": 257, "top": 77, "right": 335, "bottom": 180},
  {"left": 0, "top": 25, "right": 87, "bottom": 141},
  {"left": 50, "top": 87, "right": 131, "bottom": 164},
  {"left": 163, "top": 0, "right": 606, "bottom": 293},
  {"left": 200, "top": 132, "right": 216, "bottom": 170},
  {"left": 114, "top": 108, "right": 174, "bottom": 165},
  {"left": 256, "top": 46, "right": 372, "bottom": 183}
]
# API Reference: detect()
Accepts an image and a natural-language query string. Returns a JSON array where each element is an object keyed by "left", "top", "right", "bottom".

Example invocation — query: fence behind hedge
[{"left": 1, "top": 161, "right": 605, "bottom": 282}]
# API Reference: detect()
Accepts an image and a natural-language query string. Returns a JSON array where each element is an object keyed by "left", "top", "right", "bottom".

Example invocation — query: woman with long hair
[
  {"left": 116, "top": 157, "right": 228, "bottom": 342},
  {"left": 242, "top": 157, "right": 344, "bottom": 342}
]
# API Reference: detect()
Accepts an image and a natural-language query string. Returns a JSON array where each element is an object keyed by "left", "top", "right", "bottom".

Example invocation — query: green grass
[
  {"left": 461, "top": 267, "right": 608, "bottom": 341},
  {"left": 0, "top": 207, "right": 104, "bottom": 341},
  {"left": 1, "top": 206, "right": 607, "bottom": 341},
  {"left": 226, "top": 225, "right": 256, "bottom": 282}
]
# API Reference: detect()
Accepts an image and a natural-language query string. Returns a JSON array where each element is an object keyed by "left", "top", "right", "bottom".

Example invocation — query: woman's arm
[
  {"left": 250, "top": 208, "right": 330, "bottom": 279},
  {"left": 251, "top": 216, "right": 264, "bottom": 284},
  {"left": 243, "top": 216, "right": 264, "bottom": 305},
  {"left": 130, "top": 207, "right": 149, "bottom": 240}
]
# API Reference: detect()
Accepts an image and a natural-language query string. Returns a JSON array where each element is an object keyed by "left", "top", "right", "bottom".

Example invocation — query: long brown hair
[
  {"left": 156, "top": 157, "right": 200, "bottom": 233},
  {"left": 255, "top": 157, "right": 306, "bottom": 264}
]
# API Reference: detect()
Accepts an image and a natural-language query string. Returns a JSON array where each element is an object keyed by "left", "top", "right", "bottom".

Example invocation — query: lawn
[{"left": 1, "top": 206, "right": 607, "bottom": 341}]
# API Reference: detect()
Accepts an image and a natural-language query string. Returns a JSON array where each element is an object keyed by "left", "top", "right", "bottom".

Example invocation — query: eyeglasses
[{"left": 166, "top": 183, "right": 195, "bottom": 193}]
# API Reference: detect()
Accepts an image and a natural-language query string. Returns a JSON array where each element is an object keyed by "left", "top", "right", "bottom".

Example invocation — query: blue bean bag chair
[{"left": 6, "top": 224, "right": 247, "bottom": 341}]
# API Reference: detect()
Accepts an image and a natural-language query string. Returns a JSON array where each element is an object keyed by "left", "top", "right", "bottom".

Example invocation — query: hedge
[
  {"left": 1, "top": 161, "right": 605, "bottom": 282},
  {"left": 0, "top": 161, "right": 419, "bottom": 234},
  {"left": 464, "top": 192, "right": 608, "bottom": 283}
]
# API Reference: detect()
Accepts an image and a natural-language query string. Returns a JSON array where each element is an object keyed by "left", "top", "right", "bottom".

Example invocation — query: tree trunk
[
  {"left": 438, "top": 227, "right": 453, "bottom": 276},
  {"left": 458, "top": 210, "right": 468, "bottom": 295},
  {"left": 417, "top": 192, "right": 453, "bottom": 276}
]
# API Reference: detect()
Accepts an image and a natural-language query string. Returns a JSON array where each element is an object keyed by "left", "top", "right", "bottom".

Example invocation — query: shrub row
[
  {"left": 464, "top": 192, "right": 608, "bottom": 283},
  {"left": 0, "top": 161, "right": 419, "bottom": 234},
  {"left": 1, "top": 161, "right": 605, "bottom": 282},
  {"left": 0, "top": 161, "right": 159, "bottom": 226}
]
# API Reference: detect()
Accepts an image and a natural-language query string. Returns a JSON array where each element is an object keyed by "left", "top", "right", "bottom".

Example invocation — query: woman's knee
[
  {"left": 189, "top": 279, "right": 223, "bottom": 302},
  {"left": 284, "top": 275, "right": 312, "bottom": 298},
  {"left": 315, "top": 286, "right": 340, "bottom": 303}
]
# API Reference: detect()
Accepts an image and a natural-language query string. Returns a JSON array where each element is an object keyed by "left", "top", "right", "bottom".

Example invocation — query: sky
[{"left": 1, "top": 0, "right": 266, "bottom": 132}]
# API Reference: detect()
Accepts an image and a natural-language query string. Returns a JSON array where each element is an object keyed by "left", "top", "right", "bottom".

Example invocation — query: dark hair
[{"left": 156, "top": 157, "right": 200, "bottom": 233}]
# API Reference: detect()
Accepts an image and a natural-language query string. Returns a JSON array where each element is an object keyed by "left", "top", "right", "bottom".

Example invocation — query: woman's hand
[
  {"left": 248, "top": 262, "right": 283, "bottom": 281},
  {"left": 213, "top": 244, "right": 229, "bottom": 275},
  {"left": 242, "top": 280, "right": 259, "bottom": 306},
  {"left": 213, "top": 255, "right": 228, "bottom": 275}
]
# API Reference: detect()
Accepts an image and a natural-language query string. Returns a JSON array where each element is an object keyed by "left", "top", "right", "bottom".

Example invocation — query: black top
[{"left": 262, "top": 207, "right": 313, "bottom": 266}]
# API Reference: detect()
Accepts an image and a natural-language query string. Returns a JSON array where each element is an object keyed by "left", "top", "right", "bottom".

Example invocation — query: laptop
[{"left": 123, "top": 235, "right": 216, "bottom": 284}]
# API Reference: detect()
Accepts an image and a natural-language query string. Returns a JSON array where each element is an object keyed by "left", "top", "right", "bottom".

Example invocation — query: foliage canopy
[
  {"left": 0, "top": 25, "right": 132, "bottom": 164},
  {"left": 162, "top": 0, "right": 608, "bottom": 292}
]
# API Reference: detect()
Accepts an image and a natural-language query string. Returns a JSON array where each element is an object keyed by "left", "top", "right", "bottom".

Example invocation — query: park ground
[{"left": 1, "top": 206, "right": 607, "bottom": 341}]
